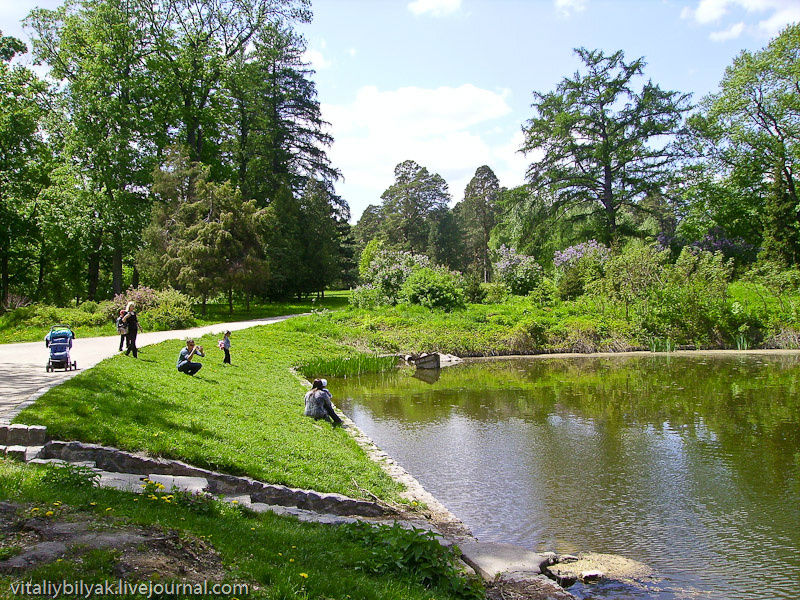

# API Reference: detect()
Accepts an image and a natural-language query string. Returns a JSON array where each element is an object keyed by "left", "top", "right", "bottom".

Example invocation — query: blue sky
[{"left": 3, "top": 0, "right": 799, "bottom": 221}]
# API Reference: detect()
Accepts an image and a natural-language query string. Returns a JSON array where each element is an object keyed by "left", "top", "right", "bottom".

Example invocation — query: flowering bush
[
  {"left": 553, "top": 240, "right": 611, "bottom": 269},
  {"left": 353, "top": 250, "right": 432, "bottom": 306},
  {"left": 553, "top": 240, "right": 611, "bottom": 299},
  {"left": 493, "top": 245, "right": 543, "bottom": 296},
  {"left": 400, "top": 267, "right": 465, "bottom": 311}
]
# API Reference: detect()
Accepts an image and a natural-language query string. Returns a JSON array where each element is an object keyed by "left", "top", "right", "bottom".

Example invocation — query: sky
[{"left": 3, "top": 0, "right": 799, "bottom": 222}]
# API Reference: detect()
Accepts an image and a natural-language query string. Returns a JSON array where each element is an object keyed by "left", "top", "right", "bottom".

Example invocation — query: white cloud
[
  {"left": 321, "top": 84, "right": 527, "bottom": 219},
  {"left": 682, "top": 0, "right": 800, "bottom": 38},
  {"left": 709, "top": 21, "right": 746, "bottom": 40},
  {"left": 303, "top": 39, "right": 331, "bottom": 70},
  {"left": 555, "top": 0, "right": 588, "bottom": 17},
  {"left": 407, "top": 0, "right": 462, "bottom": 17}
]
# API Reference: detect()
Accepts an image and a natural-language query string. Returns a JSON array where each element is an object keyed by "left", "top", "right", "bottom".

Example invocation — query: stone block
[
  {"left": 27, "top": 426, "right": 47, "bottom": 446},
  {"left": 0, "top": 426, "right": 8, "bottom": 445},
  {"left": 5, "top": 446, "right": 27, "bottom": 461},
  {"left": 24, "top": 446, "right": 44, "bottom": 461},
  {"left": 7, "top": 425, "right": 30, "bottom": 445},
  {"left": 458, "top": 541, "right": 552, "bottom": 581},
  {"left": 147, "top": 474, "right": 208, "bottom": 494},
  {"left": 98, "top": 472, "right": 146, "bottom": 493}
]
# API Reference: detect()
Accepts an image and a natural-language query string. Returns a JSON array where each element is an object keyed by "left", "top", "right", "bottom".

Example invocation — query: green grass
[
  {"left": 0, "top": 459, "right": 475, "bottom": 600},
  {"left": 13, "top": 322, "right": 402, "bottom": 502},
  {"left": 299, "top": 354, "right": 399, "bottom": 379},
  {"left": 0, "top": 295, "right": 350, "bottom": 344}
]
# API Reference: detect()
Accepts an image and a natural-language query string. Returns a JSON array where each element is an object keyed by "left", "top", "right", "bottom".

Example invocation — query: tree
[
  {"left": 353, "top": 204, "right": 383, "bottom": 247},
  {"left": 27, "top": 0, "right": 160, "bottom": 296},
  {"left": 379, "top": 160, "right": 450, "bottom": 254},
  {"left": 522, "top": 47, "right": 691, "bottom": 247},
  {"left": 141, "top": 147, "right": 269, "bottom": 312},
  {"left": 460, "top": 165, "right": 499, "bottom": 281},
  {"left": 0, "top": 34, "right": 49, "bottom": 306},
  {"left": 687, "top": 23, "right": 800, "bottom": 265},
  {"left": 229, "top": 25, "right": 339, "bottom": 205}
]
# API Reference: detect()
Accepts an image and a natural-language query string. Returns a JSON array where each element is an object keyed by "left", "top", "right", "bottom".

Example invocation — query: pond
[{"left": 331, "top": 353, "right": 800, "bottom": 600}]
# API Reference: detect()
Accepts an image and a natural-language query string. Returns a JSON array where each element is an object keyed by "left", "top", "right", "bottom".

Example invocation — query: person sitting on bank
[
  {"left": 304, "top": 378, "right": 343, "bottom": 426},
  {"left": 177, "top": 339, "right": 204, "bottom": 376}
]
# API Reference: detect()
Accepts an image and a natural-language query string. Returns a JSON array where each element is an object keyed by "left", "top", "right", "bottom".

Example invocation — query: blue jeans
[{"left": 178, "top": 361, "right": 202, "bottom": 375}]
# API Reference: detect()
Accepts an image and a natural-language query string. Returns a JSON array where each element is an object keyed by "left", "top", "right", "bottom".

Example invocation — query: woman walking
[{"left": 123, "top": 301, "right": 139, "bottom": 358}]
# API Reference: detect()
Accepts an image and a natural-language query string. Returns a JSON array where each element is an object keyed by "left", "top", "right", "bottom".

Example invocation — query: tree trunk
[
  {"left": 0, "top": 250, "right": 8, "bottom": 308},
  {"left": 201, "top": 294, "right": 207, "bottom": 316},
  {"left": 112, "top": 245, "right": 123, "bottom": 295},
  {"left": 132, "top": 266, "right": 139, "bottom": 289},
  {"left": 228, "top": 288, "right": 233, "bottom": 315}
]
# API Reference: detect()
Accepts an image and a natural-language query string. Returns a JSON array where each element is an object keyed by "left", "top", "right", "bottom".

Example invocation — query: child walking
[{"left": 221, "top": 330, "right": 231, "bottom": 364}]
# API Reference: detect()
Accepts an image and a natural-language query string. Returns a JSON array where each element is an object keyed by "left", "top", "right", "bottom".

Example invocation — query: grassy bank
[
  {"left": 0, "top": 293, "right": 349, "bottom": 344},
  {"left": 285, "top": 284, "right": 800, "bottom": 356},
  {"left": 14, "top": 322, "right": 401, "bottom": 502},
  {"left": 0, "top": 459, "right": 476, "bottom": 600}
]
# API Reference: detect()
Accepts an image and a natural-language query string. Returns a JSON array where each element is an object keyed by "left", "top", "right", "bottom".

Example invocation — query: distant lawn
[
  {"left": 0, "top": 459, "right": 471, "bottom": 600},
  {"left": 13, "top": 321, "right": 402, "bottom": 502},
  {"left": 0, "top": 293, "right": 351, "bottom": 344}
]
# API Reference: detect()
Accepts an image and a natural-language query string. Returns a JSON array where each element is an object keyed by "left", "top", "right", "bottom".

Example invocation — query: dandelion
[
  {"left": 250, "top": 527, "right": 255, "bottom": 531},
  {"left": 299, "top": 573, "right": 308, "bottom": 579},
  {"left": 30, "top": 507, "right": 39, "bottom": 513},
  {"left": 89, "top": 502, "right": 97, "bottom": 506},
  {"left": 289, "top": 558, "right": 295, "bottom": 563},
  {"left": 53, "top": 501, "right": 61, "bottom": 506},
  {"left": 231, "top": 500, "right": 238, "bottom": 504},
  {"left": 105, "top": 507, "right": 112, "bottom": 512},
  {"left": 278, "top": 553, "right": 282, "bottom": 557},
  {"left": 291, "top": 545, "right": 296, "bottom": 549},
  {"left": 45, "top": 511, "right": 54, "bottom": 517}
]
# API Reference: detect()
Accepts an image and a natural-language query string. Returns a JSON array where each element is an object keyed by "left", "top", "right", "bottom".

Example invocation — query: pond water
[{"left": 331, "top": 353, "right": 800, "bottom": 600}]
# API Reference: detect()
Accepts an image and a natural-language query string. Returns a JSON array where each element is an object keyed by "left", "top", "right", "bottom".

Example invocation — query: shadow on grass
[{"left": 18, "top": 373, "right": 226, "bottom": 449}]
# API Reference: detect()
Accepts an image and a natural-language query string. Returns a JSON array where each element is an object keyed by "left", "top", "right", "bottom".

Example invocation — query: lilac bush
[
  {"left": 493, "top": 245, "right": 543, "bottom": 295},
  {"left": 553, "top": 240, "right": 611, "bottom": 269},
  {"left": 353, "top": 250, "right": 432, "bottom": 306}
]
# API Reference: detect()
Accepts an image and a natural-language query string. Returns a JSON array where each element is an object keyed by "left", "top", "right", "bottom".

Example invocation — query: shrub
[
  {"left": 342, "top": 522, "right": 484, "bottom": 599},
  {"left": 139, "top": 288, "right": 196, "bottom": 331},
  {"left": 554, "top": 240, "right": 611, "bottom": 299},
  {"left": 108, "top": 286, "right": 160, "bottom": 320},
  {"left": 355, "top": 249, "right": 431, "bottom": 306},
  {"left": 400, "top": 268, "right": 465, "bottom": 311},
  {"left": 79, "top": 301, "right": 99, "bottom": 314},
  {"left": 493, "top": 245, "right": 543, "bottom": 295},
  {"left": 462, "top": 274, "right": 487, "bottom": 304},
  {"left": 350, "top": 284, "right": 383, "bottom": 309},
  {"left": 484, "top": 282, "right": 510, "bottom": 304}
]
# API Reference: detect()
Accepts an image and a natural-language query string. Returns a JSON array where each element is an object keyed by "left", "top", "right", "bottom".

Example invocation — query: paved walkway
[{"left": 0, "top": 314, "right": 303, "bottom": 422}]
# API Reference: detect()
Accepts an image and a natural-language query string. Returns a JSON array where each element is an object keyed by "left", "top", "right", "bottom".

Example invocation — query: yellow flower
[
  {"left": 250, "top": 527, "right": 255, "bottom": 531},
  {"left": 289, "top": 558, "right": 294, "bottom": 563},
  {"left": 278, "top": 553, "right": 282, "bottom": 556},
  {"left": 299, "top": 573, "right": 308, "bottom": 579},
  {"left": 133, "top": 499, "right": 138, "bottom": 502},
  {"left": 231, "top": 500, "right": 239, "bottom": 504},
  {"left": 45, "top": 511, "right": 54, "bottom": 517},
  {"left": 89, "top": 502, "right": 97, "bottom": 506},
  {"left": 30, "top": 507, "right": 39, "bottom": 512},
  {"left": 105, "top": 507, "right": 112, "bottom": 512},
  {"left": 53, "top": 501, "right": 61, "bottom": 506},
  {"left": 291, "top": 545, "right": 296, "bottom": 549}
]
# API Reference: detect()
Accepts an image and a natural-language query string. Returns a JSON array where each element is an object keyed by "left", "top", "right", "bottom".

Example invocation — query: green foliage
[
  {"left": 41, "top": 463, "right": 100, "bottom": 489},
  {"left": 300, "top": 354, "right": 399, "bottom": 378},
  {"left": 400, "top": 268, "right": 466, "bottom": 311},
  {"left": 342, "top": 522, "right": 484, "bottom": 599},
  {"left": 139, "top": 289, "right": 196, "bottom": 331},
  {"left": 493, "top": 246, "right": 543, "bottom": 295},
  {"left": 522, "top": 47, "right": 690, "bottom": 245},
  {"left": 462, "top": 274, "right": 487, "bottom": 304},
  {"left": 353, "top": 249, "right": 432, "bottom": 306},
  {"left": 483, "top": 282, "right": 510, "bottom": 304}
]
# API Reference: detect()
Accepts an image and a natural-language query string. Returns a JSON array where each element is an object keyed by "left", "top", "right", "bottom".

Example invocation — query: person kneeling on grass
[
  {"left": 304, "top": 378, "right": 343, "bottom": 426},
  {"left": 177, "top": 339, "right": 204, "bottom": 376}
]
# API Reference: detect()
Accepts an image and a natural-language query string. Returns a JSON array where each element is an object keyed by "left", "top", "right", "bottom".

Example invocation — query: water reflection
[{"left": 332, "top": 354, "right": 800, "bottom": 600}]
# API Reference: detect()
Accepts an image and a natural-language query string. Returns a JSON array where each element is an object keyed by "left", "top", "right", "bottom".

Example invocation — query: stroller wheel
[{"left": 72, "top": 361, "right": 77, "bottom": 370}]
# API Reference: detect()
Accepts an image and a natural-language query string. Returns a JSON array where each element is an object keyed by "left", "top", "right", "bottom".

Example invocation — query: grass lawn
[
  {"left": 0, "top": 293, "right": 350, "bottom": 344},
  {"left": 13, "top": 321, "right": 402, "bottom": 502},
  {"left": 0, "top": 459, "right": 475, "bottom": 600}
]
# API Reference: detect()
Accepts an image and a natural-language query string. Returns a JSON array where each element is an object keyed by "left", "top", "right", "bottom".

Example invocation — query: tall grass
[{"left": 300, "top": 354, "right": 399, "bottom": 379}]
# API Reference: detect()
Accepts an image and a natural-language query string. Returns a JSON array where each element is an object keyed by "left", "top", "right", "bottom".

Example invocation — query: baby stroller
[{"left": 45, "top": 325, "right": 77, "bottom": 372}]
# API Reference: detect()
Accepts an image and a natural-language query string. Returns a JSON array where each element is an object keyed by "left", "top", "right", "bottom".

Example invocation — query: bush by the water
[{"left": 400, "top": 267, "right": 465, "bottom": 311}]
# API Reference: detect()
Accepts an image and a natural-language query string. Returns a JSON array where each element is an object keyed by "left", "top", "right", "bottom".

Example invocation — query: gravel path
[{"left": 0, "top": 314, "right": 303, "bottom": 423}]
